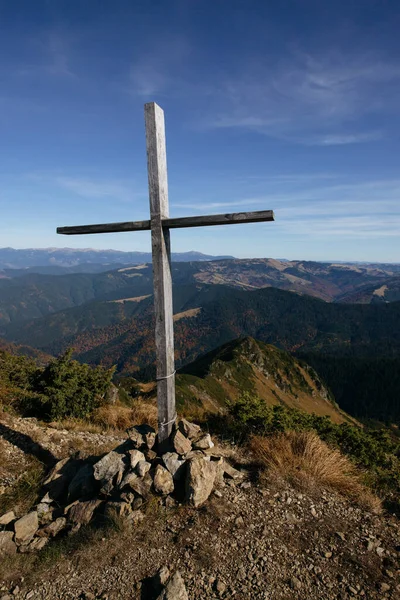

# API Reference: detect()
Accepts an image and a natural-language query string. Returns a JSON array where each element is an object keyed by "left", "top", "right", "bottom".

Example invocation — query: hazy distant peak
[{"left": 0, "top": 247, "right": 235, "bottom": 269}]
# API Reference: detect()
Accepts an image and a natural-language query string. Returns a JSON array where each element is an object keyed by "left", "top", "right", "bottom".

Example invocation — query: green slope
[{"left": 175, "top": 337, "right": 351, "bottom": 424}]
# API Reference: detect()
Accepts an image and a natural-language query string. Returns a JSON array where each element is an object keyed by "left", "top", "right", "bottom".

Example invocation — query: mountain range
[
  {"left": 0, "top": 247, "right": 233, "bottom": 270},
  {"left": 1, "top": 255, "right": 400, "bottom": 424},
  {"left": 1, "top": 258, "right": 400, "bottom": 328}
]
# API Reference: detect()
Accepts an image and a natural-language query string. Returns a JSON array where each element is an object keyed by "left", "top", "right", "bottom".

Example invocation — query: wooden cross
[{"left": 57, "top": 102, "right": 275, "bottom": 443}]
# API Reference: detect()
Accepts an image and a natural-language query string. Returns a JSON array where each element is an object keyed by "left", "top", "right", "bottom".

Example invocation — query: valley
[
  {"left": 1, "top": 257, "right": 400, "bottom": 328},
  {"left": 1, "top": 255, "right": 400, "bottom": 424}
]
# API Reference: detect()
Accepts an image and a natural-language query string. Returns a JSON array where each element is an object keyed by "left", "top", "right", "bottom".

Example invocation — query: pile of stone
[
  {"left": 0, "top": 419, "right": 243, "bottom": 556},
  {"left": 150, "top": 566, "right": 188, "bottom": 600}
]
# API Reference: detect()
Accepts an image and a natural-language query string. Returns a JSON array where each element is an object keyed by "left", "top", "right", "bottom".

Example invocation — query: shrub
[
  {"left": 33, "top": 349, "right": 115, "bottom": 421},
  {"left": 0, "top": 350, "right": 39, "bottom": 413}
]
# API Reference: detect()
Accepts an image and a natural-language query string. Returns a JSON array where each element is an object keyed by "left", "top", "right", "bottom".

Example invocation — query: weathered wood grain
[
  {"left": 57, "top": 220, "right": 151, "bottom": 235},
  {"left": 145, "top": 102, "right": 176, "bottom": 443},
  {"left": 164, "top": 209, "right": 275, "bottom": 229},
  {"left": 57, "top": 210, "right": 274, "bottom": 235}
]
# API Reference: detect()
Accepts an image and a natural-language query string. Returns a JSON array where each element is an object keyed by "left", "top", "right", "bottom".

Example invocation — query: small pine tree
[{"left": 34, "top": 349, "right": 115, "bottom": 420}]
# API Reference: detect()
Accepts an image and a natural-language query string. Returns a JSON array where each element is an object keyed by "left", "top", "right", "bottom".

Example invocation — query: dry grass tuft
[
  {"left": 48, "top": 419, "right": 104, "bottom": 434},
  {"left": 249, "top": 431, "right": 381, "bottom": 513},
  {"left": 92, "top": 400, "right": 158, "bottom": 430},
  {"left": 0, "top": 457, "right": 45, "bottom": 516}
]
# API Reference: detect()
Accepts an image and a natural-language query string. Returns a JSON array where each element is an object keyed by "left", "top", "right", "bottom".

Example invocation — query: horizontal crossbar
[
  {"left": 57, "top": 220, "right": 151, "bottom": 235},
  {"left": 57, "top": 209, "right": 274, "bottom": 235}
]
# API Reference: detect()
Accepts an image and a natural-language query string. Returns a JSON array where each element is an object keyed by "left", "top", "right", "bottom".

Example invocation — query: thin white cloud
[
  {"left": 16, "top": 33, "right": 76, "bottom": 78},
  {"left": 27, "top": 172, "right": 143, "bottom": 203},
  {"left": 173, "top": 177, "right": 400, "bottom": 240},
  {"left": 172, "top": 198, "right": 265, "bottom": 210},
  {"left": 310, "top": 131, "right": 383, "bottom": 146},
  {"left": 202, "top": 52, "right": 400, "bottom": 145},
  {"left": 277, "top": 215, "right": 400, "bottom": 239},
  {"left": 55, "top": 177, "right": 133, "bottom": 201},
  {"left": 129, "top": 37, "right": 191, "bottom": 97}
]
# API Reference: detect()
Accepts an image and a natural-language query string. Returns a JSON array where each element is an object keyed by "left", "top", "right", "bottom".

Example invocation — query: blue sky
[{"left": 1, "top": 0, "right": 400, "bottom": 262}]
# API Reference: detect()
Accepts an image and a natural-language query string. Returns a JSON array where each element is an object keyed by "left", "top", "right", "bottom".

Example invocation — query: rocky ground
[{"left": 0, "top": 414, "right": 399, "bottom": 600}]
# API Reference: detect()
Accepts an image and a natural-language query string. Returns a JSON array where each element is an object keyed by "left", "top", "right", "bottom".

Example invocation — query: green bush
[
  {"left": 0, "top": 347, "right": 115, "bottom": 421},
  {"left": 34, "top": 349, "right": 115, "bottom": 420},
  {"left": 0, "top": 350, "right": 39, "bottom": 412}
]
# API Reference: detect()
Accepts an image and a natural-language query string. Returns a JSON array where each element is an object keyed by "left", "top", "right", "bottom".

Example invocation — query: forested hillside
[{"left": 1, "top": 258, "right": 400, "bottom": 327}]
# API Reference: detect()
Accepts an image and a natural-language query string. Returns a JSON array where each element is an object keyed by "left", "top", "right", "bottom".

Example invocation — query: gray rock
[
  {"left": 156, "top": 571, "right": 188, "bottom": 600},
  {"left": 136, "top": 460, "right": 151, "bottom": 477},
  {"left": 144, "top": 431, "right": 156, "bottom": 450},
  {"left": 100, "top": 478, "right": 117, "bottom": 497},
  {"left": 178, "top": 419, "right": 201, "bottom": 440},
  {"left": 126, "top": 426, "right": 144, "bottom": 448},
  {"left": 68, "top": 500, "right": 102, "bottom": 526},
  {"left": 120, "top": 491, "right": 136, "bottom": 503},
  {"left": 154, "top": 566, "right": 170, "bottom": 588},
  {"left": 93, "top": 451, "right": 125, "bottom": 482},
  {"left": 144, "top": 448, "right": 158, "bottom": 462},
  {"left": 0, "top": 511, "right": 16, "bottom": 526},
  {"left": 120, "top": 471, "right": 138, "bottom": 489},
  {"left": 68, "top": 463, "right": 96, "bottom": 502},
  {"left": 43, "top": 457, "right": 72, "bottom": 485},
  {"left": 165, "top": 496, "right": 177, "bottom": 508},
  {"left": 0, "top": 531, "right": 16, "bottom": 556},
  {"left": 185, "top": 457, "right": 217, "bottom": 507},
  {"left": 185, "top": 450, "right": 207, "bottom": 460},
  {"left": 37, "top": 503, "right": 54, "bottom": 525},
  {"left": 104, "top": 501, "right": 132, "bottom": 519},
  {"left": 38, "top": 517, "right": 67, "bottom": 538},
  {"left": 172, "top": 430, "right": 192, "bottom": 455},
  {"left": 127, "top": 424, "right": 156, "bottom": 449},
  {"left": 128, "top": 473, "right": 153, "bottom": 498},
  {"left": 154, "top": 465, "right": 174, "bottom": 496},
  {"left": 215, "top": 578, "right": 226, "bottom": 595},
  {"left": 192, "top": 433, "right": 214, "bottom": 450},
  {"left": 162, "top": 452, "right": 186, "bottom": 481},
  {"left": 26, "top": 537, "right": 49, "bottom": 552},
  {"left": 42, "top": 457, "right": 79, "bottom": 502},
  {"left": 14, "top": 511, "right": 38, "bottom": 545},
  {"left": 126, "top": 510, "right": 145, "bottom": 525},
  {"left": 222, "top": 460, "right": 244, "bottom": 480},
  {"left": 214, "top": 457, "right": 226, "bottom": 488},
  {"left": 128, "top": 449, "right": 145, "bottom": 469}
]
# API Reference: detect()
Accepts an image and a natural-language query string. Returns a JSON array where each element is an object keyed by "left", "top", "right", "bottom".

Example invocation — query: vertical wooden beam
[{"left": 144, "top": 102, "right": 176, "bottom": 443}]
